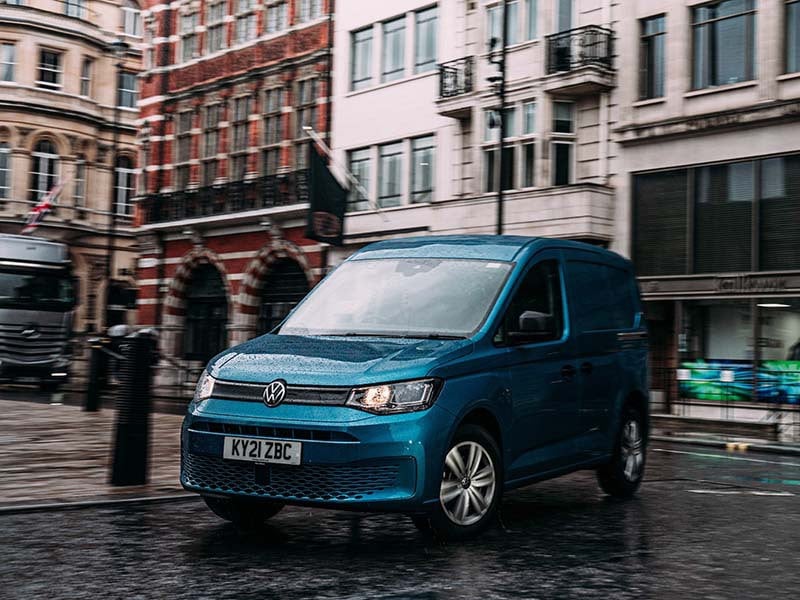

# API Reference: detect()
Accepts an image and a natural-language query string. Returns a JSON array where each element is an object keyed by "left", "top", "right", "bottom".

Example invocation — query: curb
[
  {"left": 0, "top": 492, "right": 200, "bottom": 516},
  {"left": 651, "top": 434, "right": 800, "bottom": 457}
]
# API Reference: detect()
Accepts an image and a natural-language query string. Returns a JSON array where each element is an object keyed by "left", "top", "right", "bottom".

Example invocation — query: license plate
[{"left": 223, "top": 437, "right": 301, "bottom": 465}]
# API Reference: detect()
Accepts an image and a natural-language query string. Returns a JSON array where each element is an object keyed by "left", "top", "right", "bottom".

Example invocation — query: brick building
[{"left": 135, "top": 0, "right": 333, "bottom": 365}]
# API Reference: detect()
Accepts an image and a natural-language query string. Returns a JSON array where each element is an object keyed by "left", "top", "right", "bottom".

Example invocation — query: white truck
[{"left": 0, "top": 234, "right": 76, "bottom": 391}]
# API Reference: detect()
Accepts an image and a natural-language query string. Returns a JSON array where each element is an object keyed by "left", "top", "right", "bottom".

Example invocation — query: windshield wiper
[{"left": 398, "top": 333, "right": 468, "bottom": 340}]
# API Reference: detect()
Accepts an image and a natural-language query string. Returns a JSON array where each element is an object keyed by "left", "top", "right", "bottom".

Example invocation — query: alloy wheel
[
  {"left": 439, "top": 441, "right": 496, "bottom": 526},
  {"left": 621, "top": 419, "right": 644, "bottom": 482}
]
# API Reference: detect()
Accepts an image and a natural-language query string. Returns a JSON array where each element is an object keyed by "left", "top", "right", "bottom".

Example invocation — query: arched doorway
[
  {"left": 184, "top": 263, "right": 228, "bottom": 361},
  {"left": 257, "top": 259, "right": 310, "bottom": 335}
]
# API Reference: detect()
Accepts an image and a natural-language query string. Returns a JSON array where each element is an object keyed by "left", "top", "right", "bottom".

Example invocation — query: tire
[
  {"left": 597, "top": 405, "right": 647, "bottom": 498},
  {"left": 425, "top": 424, "right": 502, "bottom": 541},
  {"left": 203, "top": 496, "right": 284, "bottom": 527}
]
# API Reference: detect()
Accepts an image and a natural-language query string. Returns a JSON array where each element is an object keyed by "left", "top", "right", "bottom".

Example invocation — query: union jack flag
[{"left": 21, "top": 182, "right": 64, "bottom": 235}]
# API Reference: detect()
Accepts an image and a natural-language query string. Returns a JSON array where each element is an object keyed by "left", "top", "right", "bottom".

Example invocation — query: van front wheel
[
  {"left": 597, "top": 406, "right": 646, "bottom": 498},
  {"left": 424, "top": 424, "right": 502, "bottom": 540}
]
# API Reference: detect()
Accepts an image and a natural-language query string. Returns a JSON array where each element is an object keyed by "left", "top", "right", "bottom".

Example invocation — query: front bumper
[
  {"left": 0, "top": 358, "right": 70, "bottom": 384},
  {"left": 180, "top": 399, "right": 455, "bottom": 511}
]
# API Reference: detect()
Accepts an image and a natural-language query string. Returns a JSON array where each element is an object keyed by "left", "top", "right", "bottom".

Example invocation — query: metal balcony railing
[
  {"left": 546, "top": 25, "right": 613, "bottom": 74},
  {"left": 137, "top": 170, "right": 309, "bottom": 225},
  {"left": 438, "top": 56, "right": 474, "bottom": 98}
]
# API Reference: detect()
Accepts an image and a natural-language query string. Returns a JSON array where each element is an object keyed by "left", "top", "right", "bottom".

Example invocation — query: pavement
[{"left": 0, "top": 394, "right": 186, "bottom": 511}]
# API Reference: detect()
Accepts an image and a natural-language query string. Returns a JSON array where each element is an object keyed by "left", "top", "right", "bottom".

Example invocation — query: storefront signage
[{"left": 716, "top": 275, "right": 787, "bottom": 294}]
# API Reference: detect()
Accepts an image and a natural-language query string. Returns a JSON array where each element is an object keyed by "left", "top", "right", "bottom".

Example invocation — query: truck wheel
[
  {"left": 424, "top": 424, "right": 502, "bottom": 541},
  {"left": 597, "top": 405, "right": 647, "bottom": 498},
  {"left": 203, "top": 496, "right": 284, "bottom": 527}
]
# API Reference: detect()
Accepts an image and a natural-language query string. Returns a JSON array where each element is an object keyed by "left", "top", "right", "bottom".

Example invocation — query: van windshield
[
  {"left": 279, "top": 258, "right": 512, "bottom": 339},
  {"left": 0, "top": 270, "right": 76, "bottom": 311}
]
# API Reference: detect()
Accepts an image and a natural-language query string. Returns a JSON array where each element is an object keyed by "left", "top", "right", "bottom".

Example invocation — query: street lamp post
[
  {"left": 487, "top": 1, "right": 509, "bottom": 235},
  {"left": 103, "top": 37, "right": 130, "bottom": 331}
]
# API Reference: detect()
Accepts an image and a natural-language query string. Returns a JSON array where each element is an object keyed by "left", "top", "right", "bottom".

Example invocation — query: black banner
[{"left": 305, "top": 146, "right": 347, "bottom": 246}]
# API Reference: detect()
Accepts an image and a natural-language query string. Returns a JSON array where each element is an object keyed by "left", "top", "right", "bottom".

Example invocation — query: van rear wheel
[
  {"left": 203, "top": 496, "right": 284, "bottom": 527},
  {"left": 597, "top": 406, "right": 646, "bottom": 498},
  {"left": 422, "top": 424, "right": 502, "bottom": 540}
]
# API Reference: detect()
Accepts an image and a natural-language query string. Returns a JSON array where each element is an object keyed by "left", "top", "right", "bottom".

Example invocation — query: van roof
[{"left": 351, "top": 235, "right": 620, "bottom": 263}]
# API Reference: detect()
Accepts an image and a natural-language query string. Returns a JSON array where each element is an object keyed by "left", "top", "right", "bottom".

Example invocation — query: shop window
[
  {"left": 257, "top": 259, "right": 310, "bottom": 335},
  {"left": 760, "top": 154, "right": 800, "bottom": 271},
  {"left": 184, "top": 264, "right": 228, "bottom": 362}
]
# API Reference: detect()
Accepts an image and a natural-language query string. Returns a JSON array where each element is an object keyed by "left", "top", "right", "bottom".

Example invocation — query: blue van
[{"left": 181, "top": 236, "right": 648, "bottom": 539}]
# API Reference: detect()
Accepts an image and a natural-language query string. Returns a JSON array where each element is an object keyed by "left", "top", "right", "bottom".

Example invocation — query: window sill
[
  {"left": 346, "top": 201, "right": 432, "bottom": 216},
  {"left": 777, "top": 71, "right": 800, "bottom": 82},
  {"left": 684, "top": 80, "right": 758, "bottom": 99},
  {"left": 346, "top": 70, "right": 436, "bottom": 97},
  {"left": 632, "top": 97, "right": 666, "bottom": 108},
  {"left": 478, "top": 37, "right": 540, "bottom": 60}
]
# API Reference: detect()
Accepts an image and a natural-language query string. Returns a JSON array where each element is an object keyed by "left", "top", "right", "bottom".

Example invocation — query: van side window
[
  {"left": 566, "top": 261, "right": 636, "bottom": 332},
  {"left": 497, "top": 260, "right": 564, "bottom": 345}
]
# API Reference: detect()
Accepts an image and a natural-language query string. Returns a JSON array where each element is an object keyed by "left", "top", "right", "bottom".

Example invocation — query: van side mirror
[{"left": 507, "top": 310, "right": 555, "bottom": 343}]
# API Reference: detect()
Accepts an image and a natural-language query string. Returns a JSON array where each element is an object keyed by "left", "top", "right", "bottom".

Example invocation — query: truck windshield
[
  {"left": 0, "top": 271, "right": 76, "bottom": 310},
  {"left": 279, "top": 258, "right": 512, "bottom": 339}
]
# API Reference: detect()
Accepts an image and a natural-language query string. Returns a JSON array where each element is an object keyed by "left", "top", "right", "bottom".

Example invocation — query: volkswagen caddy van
[{"left": 181, "top": 236, "right": 649, "bottom": 539}]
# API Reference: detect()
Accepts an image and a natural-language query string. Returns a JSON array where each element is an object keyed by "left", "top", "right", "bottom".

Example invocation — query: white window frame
[
  {"left": 29, "top": 142, "right": 60, "bottom": 202},
  {"left": 296, "top": 0, "right": 322, "bottom": 23},
  {"left": 37, "top": 49, "right": 62, "bottom": 90},
  {"left": 181, "top": 12, "right": 199, "bottom": 62},
  {"left": 410, "top": 135, "right": 435, "bottom": 203},
  {"left": 381, "top": 16, "right": 406, "bottom": 83},
  {"left": 64, "top": 0, "right": 86, "bottom": 19},
  {"left": 234, "top": 0, "right": 258, "bottom": 44},
  {"left": 115, "top": 159, "right": 136, "bottom": 217},
  {"left": 122, "top": 4, "right": 143, "bottom": 37},
  {"left": 378, "top": 141, "right": 404, "bottom": 208},
  {"left": 266, "top": 2, "right": 288, "bottom": 34},
  {"left": 118, "top": 71, "right": 138, "bottom": 109},
  {"left": 351, "top": 26, "right": 374, "bottom": 91},
  {"left": 230, "top": 96, "right": 251, "bottom": 180},
  {"left": 551, "top": 100, "right": 576, "bottom": 186},
  {"left": 206, "top": 1, "right": 228, "bottom": 53},
  {"left": 202, "top": 104, "right": 221, "bottom": 186},
  {"left": 0, "top": 142, "right": 10, "bottom": 201},
  {"left": 414, "top": 6, "right": 438, "bottom": 74},
  {"left": 80, "top": 58, "right": 92, "bottom": 97},
  {"left": 175, "top": 110, "right": 193, "bottom": 190},
  {"left": 347, "top": 147, "right": 371, "bottom": 211},
  {"left": 73, "top": 156, "right": 86, "bottom": 209},
  {"left": 1, "top": 43, "right": 15, "bottom": 83},
  {"left": 262, "top": 87, "right": 284, "bottom": 175}
]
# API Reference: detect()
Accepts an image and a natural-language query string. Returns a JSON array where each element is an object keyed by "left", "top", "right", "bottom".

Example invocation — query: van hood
[{"left": 208, "top": 334, "right": 475, "bottom": 387}]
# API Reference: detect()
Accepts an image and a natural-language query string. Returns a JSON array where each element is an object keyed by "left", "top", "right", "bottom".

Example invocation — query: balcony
[
  {"left": 136, "top": 171, "right": 309, "bottom": 229},
  {"left": 543, "top": 26, "right": 615, "bottom": 96},
  {"left": 435, "top": 57, "right": 476, "bottom": 119}
]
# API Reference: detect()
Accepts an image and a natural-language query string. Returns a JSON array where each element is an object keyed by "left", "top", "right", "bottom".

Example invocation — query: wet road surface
[{"left": 2, "top": 443, "right": 799, "bottom": 600}]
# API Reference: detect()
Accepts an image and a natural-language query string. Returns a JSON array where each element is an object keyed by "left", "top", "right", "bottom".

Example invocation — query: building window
[
  {"left": 382, "top": 17, "right": 406, "bottom": 83},
  {"left": 266, "top": 2, "right": 288, "bottom": 34},
  {"left": 117, "top": 71, "right": 138, "bottom": 108},
  {"left": 206, "top": 1, "right": 228, "bottom": 53},
  {"left": 640, "top": 15, "right": 666, "bottom": 99},
  {"left": 347, "top": 148, "right": 371, "bottom": 212},
  {"left": 522, "top": 100, "right": 536, "bottom": 187},
  {"left": 483, "top": 107, "right": 517, "bottom": 192},
  {"left": 692, "top": 0, "right": 756, "bottom": 90},
  {"left": 788, "top": 0, "right": 800, "bottom": 73},
  {"left": 296, "top": 0, "right": 322, "bottom": 23},
  {"left": 257, "top": 259, "right": 310, "bottom": 335},
  {"left": 262, "top": 88, "right": 284, "bottom": 175},
  {"left": 64, "top": 0, "right": 86, "bottom": 19},
  {"left": 552, "top": 101, "right": 575, "bottom": 186},
  {"left": 37, "top": 49, "right": 62, "bottom": 90},
  {"left": 73, "top": 156, "right": 86, "bottom": 210},
  {"left": 378, "top": 142, "right": 403, "bottom": 207},
  {"left": 557, "top": 0, "right": 573, "bottom": 32},
  {"left": 175, "top": 110, "right": 192, "bottom": 190},
  {"left": 80, "top": 58, "right": 92, "bottom": 97},
  {"left": 115, "top": 156, "right": 136, "bottom": 217},
  {"left": 415, "top": 7, "right": 437, "bottom": 74},
  {"left": 351, "top": 27, "right": 373, "bottom": 90},
  {"left": 29, "top": 140, "right": 59, "bottom": 202},
  {"left": 411, "top": 135, "right": 434, "bottom": 203},
  {"left": 1, "top": 43, "right": 14, "bottom": 82},
  {"left": 235, "top": 0, "right": 258, "bottom": 44},
  {"left": 4, "top": 0, "right": 24, "bottom": 5},
  {"left": 295, "top": 79, "right": 317, "bottom": 169},
  {"left": 0, "top": 142, "right": 10, "bottom": 201},
  {"left": 180, "top": 13, "right": 199, "bottom": 62},
  {"left": 526, "top": 0, "right": 538, "bottom": 40},
  {"left": 122, "top": 1, "right": 142, "bottom": 37},
  {"left": 230, "top": 97, "right": 250, "bottom": 181},
  {"left": 202, "top": 104, "right": 220, "bottom": 186}
]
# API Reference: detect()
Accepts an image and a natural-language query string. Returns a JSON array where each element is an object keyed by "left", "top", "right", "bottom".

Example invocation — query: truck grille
[
  {"left": 182, "top": 450, "right": 407, "bottom": 502},
  {"left": 0, "top": 323, "right": 67, "bottom": 363}
]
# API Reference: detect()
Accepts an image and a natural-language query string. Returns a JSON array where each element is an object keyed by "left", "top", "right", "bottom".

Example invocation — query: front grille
[
  {"left": 212, "top": 379, "right": 350, "bottom": 406},
  {"left": 182, "top": 451, "right": 405, "bottom": 502},
  {"left": 190, "top": 420, "right": 358, "bottom": 442},
  {"left": 0, "top": 323, "right": 67, "bottom": 363}
]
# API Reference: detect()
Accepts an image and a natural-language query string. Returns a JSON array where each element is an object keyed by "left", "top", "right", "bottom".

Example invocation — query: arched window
[
  {"left": 257, "top": 259, "right": 310, "bottom": 335},
  {"left": 115, "top": 156, "right": 136, "bottom": 216},
  {"left": 0, "top": 142, "right": 10, "bottom": 201},
  {"left": 29, "top": 140, "right": 59, "bottom": 202},
  {"left": 184, "top": 263, "right": 228, "bottom": 361}
]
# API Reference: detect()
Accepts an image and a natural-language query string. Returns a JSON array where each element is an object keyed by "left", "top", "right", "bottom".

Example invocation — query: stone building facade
[{"left": 0, "top": 0, "right": 143, "bottom": 332}]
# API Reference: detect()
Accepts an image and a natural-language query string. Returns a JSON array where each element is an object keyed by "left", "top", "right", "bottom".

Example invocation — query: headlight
[
  {"left": 192, "top": 370, "right": 216, "bottom": 404},
  {"left": 346, "top": 379, "right": 439, "bottom": 414}
]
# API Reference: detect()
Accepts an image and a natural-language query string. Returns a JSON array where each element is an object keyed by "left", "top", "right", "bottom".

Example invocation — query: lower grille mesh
[{"left": 182, "top": 451, "right": 404, "bottom": 502}]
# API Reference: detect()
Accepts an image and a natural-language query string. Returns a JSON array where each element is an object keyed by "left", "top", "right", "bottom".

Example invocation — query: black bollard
[
  {"left": 84, "top": 338, "right": 107, "bottom": 412},
  {"left": 110, "top": 331, "right": 156, "bottom": 486}
]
